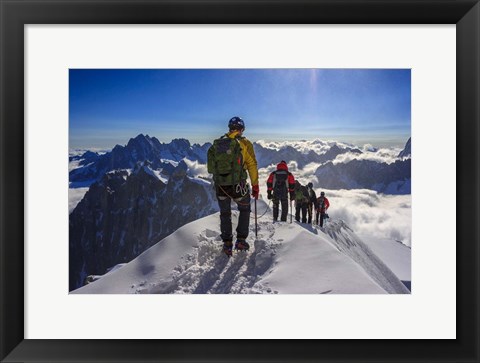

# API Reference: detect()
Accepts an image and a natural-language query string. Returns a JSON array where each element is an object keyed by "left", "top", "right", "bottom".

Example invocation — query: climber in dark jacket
[
  {"left": 306, "top": 182, "right": 317, "bottom": 224},
  {"left": 294, "top": 181, "right": 309, "bottom": 223}
]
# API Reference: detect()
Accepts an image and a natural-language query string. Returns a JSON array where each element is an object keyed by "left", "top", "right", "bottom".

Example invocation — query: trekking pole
[
  {"left": 290, "top": 200, "right": 293, "bottom": 223},
  {"left": 254, "top": 198, "right": 258, "bottom": 238}
]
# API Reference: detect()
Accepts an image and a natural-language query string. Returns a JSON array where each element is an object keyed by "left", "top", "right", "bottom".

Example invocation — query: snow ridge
[
  {"left": 323, "top": 220, "right": 410, "bottom": 294},
  {"left": 73, "top": 205, "right": 408, "bottom": 295}
]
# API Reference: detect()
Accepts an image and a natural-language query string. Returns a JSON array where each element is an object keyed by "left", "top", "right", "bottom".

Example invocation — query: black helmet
[
  {"left": 320, "top": 191, "right": 325, "bottom": 196},
  {"left": 228, "top": 116, "right": 245, "bottom": 131},
  {"left": 307, "top": 182, "right": 313, "bottom": 188}
]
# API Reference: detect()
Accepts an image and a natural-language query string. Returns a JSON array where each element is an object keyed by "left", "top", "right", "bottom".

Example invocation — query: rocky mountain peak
[
  {"left": 170, "top": 138, "right": 191, "bottom": 152},
  {"left": 398, "top": 137, "right": 411, "bottom": 158}
]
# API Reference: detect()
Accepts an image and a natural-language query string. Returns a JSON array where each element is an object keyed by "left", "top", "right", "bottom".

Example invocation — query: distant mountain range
[
  {"left": 253, "top": 143, "right": 362, "bottom": 169},
  {"left": 315, "top": 159, "right": 411, "bottom": 194},
  {"left": 69, "top": 134, "right": 399, "bottom": 186},
  {"left": 69, "top": 134, "right": 210, "bottom": 187},
  {"left": 314, "top": 137, "right": 411, "bottom": 194}
]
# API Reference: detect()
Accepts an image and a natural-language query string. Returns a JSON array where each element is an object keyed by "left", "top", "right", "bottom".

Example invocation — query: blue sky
[{"left": 69, "top": 69, "right": 410, "bottom": 149}]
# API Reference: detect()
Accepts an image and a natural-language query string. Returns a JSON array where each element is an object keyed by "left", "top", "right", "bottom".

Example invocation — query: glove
[
  {"left": 290, "top": 191, "right": 295, "bottom": 200},
  {"left": 267, "top": 190, "right": 272, "bottom": 200},
  {"left": 252, "top": 185, "right": 259, "bottom": 199}
]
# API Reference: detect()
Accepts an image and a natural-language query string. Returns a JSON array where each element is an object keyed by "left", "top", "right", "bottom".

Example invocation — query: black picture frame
[{"left": 1, "top": 0, "right": 478, "bottom": 362}]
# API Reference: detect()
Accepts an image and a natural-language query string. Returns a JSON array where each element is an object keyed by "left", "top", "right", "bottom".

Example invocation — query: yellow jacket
[{"left": 226, "top": 131, "right": 259, "bottom": 186}]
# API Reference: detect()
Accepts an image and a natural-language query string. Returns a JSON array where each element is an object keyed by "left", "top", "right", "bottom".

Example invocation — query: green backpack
[
  {"left": 207, "top": 135, "right": 248, "bottom": 186},
  {"left": 295, "top": 185, "right": 309, "bottom": 203}
]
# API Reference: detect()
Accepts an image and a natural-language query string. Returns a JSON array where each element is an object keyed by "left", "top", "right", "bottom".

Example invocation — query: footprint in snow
[{"left": 204, "top": 229, "right": 219, "bottom": 238}]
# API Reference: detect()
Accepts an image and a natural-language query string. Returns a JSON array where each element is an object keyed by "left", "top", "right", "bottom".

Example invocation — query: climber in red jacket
[{"left": 266, "top": 160, "right": 296, "bottom": 222}]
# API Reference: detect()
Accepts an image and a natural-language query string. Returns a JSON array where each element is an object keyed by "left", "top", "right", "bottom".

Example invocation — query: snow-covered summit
[{"left": 72, "top": 200, "right": 409, "bottom": 295}]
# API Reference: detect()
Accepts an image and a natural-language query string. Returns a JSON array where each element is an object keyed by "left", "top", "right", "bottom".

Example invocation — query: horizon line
[{"left": 69, "top": 134, "right": 411, "bottom": 152}]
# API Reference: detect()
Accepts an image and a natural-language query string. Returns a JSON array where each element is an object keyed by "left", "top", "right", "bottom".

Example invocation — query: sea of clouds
[
  {"left": 325, "top": 189, "right": 411, "bottom": 246},
  {"left": 256, "top": 139, "right": 352, "bottom": 155},
  {"left": 256, "top": 139, "right": 404, "bottom": 165},
  {"left": 332, "top": 145, "right": 402, "bottom": 165}
]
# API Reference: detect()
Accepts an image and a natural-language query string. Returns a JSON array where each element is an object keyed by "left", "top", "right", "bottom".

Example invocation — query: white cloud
[
  {"left": 69, "top": 148, "right": 109, "bottom": 157},
  {"left": 332, "top": 147, "right": 402, "bottom": 165},
  {"left": 323, "top": 189, "right": 411, "bottom": 246},
  {"left": 256, "top": 139, "right": 352, "bottom": 155},
  {"left": 183, "top": 158, "right": 210, "bottom": 179},
  {"left": 362, "top": 144, "right": 377, "bottom": 152},
  {"left": 286, "top": 160, "right": 299, "bottom": 172},
  {"left": 68, "top": 187, "right": 89, "bottom": 213}
]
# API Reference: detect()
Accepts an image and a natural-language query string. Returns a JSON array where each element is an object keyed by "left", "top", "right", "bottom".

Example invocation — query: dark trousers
[
  {"left": 216, "top": 184, "right": 251, "bottom": 242},
  {"left": 295, "top": 202, "right": 307, "bottom": 223},
  {"left": 316, "top": 211, "right": 326, "bottom": 227},
  {"left": 272, "top": 197, "right": 288, "bottom": 221},
  {"left": 307, "top": 203, "right": 314, "bottom": 224}
]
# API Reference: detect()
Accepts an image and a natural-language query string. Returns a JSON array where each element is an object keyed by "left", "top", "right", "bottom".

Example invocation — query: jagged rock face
[
  {"left": 398, "top": 137, "right": 411, "bottom": 158},
  {"left": 253, "top": 143, "right": 361, "bottom": 169},
  {"left": 69, "top": 164, "right": 217, "bottom": 291},
  {"left": 69, "top": 134, "right": 211, "bottom": 185},
  {"left": 315, "top": 159, "right": 411, "bottom": 194}
]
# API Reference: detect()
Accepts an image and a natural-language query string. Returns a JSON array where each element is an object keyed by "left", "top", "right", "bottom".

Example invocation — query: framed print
[
  {"left": 1, "top": 0, "right": 479, "bottom": 362},
  {"left": 66, "top": 67, "right": 413, "bottom": 296}
]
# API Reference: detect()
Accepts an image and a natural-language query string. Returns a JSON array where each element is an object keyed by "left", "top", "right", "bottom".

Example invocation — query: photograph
[{"left": 69, "top": 68, "right": 412, "bottom": 294}]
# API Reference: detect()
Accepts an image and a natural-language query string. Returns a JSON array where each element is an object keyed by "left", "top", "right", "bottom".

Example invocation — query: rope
[
  {"left": 253, "top": 200, "right": 271, "bottom": 219},
  {"left": 217, "top": 184, "right": 251, "bottom": 206},
  {"left": 216, "top": 184, "right": 271, "bottom": 219}
]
